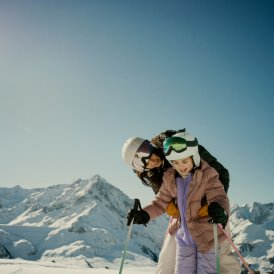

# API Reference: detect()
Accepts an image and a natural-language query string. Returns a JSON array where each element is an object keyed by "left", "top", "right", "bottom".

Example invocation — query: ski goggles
[
  {"left": 163, "top": 136, "right": 198, "bottom": 156},
  {"left": 132, "top": 140, "right": 154, "bottom": 172}
]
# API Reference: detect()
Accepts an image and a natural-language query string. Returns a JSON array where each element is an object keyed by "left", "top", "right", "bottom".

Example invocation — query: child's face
[{"left": 171, "top": 157, "right": 194, "bottom": 177}]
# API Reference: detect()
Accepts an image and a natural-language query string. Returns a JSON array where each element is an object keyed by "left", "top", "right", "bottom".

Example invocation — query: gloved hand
[
  {"left": 208, "top": 202, "right": 228, "bottom": 228},
  {"left": 127, "top": 209, "right": 150, "bottom": 226}
]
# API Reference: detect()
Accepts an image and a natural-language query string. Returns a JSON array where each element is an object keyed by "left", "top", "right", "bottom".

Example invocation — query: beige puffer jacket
[{"left": 143, "top": 160, "right": 230, "bottom": 252}]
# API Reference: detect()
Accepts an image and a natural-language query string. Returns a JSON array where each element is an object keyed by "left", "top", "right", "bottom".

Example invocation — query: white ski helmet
[
  {"left": 122, "top": 137, "right": 147, "bottom": 169},
  {"left": 163, "top": 132, "right": 200, "bottom": 167}
]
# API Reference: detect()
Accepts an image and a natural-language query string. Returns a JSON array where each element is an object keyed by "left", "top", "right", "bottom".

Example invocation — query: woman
[{"left": 122, "top": 129, "right": 238, "bottom": 274}]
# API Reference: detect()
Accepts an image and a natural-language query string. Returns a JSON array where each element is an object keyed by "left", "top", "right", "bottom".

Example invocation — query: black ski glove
[
  {"left": 127, "top": 209, "right": 150, "bottom": 226},
  {"left": 208, "top": 202, "right": 228, "bottom": 228}
]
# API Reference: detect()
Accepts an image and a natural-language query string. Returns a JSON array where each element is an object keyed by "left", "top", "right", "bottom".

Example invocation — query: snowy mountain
[
  {"left": 0, "top": 175, "right": 167, "bottom": 269},
  {"left": 230, "top": 202, "right": 274, "bottom": 273},
  {"left": 0, "top": 175, "right": 273, "bottom": 273}
]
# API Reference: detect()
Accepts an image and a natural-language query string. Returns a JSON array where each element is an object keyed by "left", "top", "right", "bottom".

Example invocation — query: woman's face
[
  {"left": 171, "top": 157, "right": 194, "bottom": 177},
  {"left": 145, "top": 154, "right": 163, "bottom": 169}
]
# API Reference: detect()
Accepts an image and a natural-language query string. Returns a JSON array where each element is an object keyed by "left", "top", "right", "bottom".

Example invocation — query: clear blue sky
[{"left": 1, "top": 0, "right": 273, "bottom": 207}]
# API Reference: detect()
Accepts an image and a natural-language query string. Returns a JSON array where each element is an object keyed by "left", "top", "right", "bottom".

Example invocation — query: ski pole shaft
[
  {"left": 119, "top": 199, "right": 141, "bottom": 274},
  {"left": 213, "top": 224, "right": 221, "bottom": 274},
  {"left": 119, "top": 217, "right": 134, "bottom": 274},
  {"left": 218, "top": 224, "right": 255, "bottom": 274}
]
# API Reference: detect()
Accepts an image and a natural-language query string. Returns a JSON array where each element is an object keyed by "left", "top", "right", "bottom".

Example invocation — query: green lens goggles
[{"left": 163, "top": 136, "right": 198, "bottom": 156}]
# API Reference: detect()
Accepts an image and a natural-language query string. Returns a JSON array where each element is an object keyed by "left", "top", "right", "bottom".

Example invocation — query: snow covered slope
[{"left": 0, "top": 175, "right": 273, "bottom": 273}]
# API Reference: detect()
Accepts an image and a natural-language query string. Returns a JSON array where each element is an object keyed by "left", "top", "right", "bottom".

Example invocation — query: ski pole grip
[{"left": 133, "top": 198, "right": 141, "bottom": 210}]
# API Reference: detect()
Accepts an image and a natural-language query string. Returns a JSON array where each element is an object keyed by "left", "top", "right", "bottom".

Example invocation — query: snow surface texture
[
  {"left": 0, "top": 175, "right": 273, "bottom": 273},
  {"left": 0, "top": 258, "right": 155, "bottom": 273}
]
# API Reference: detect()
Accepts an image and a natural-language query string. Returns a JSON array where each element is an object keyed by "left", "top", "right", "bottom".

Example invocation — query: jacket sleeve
[
  {"left": 198, "top": 145, "right": 230, "bottom": 193},
  {"left": 143, "top": 169, "right": 175, "bottom": 220},
  {"left": 203, "top": 167, "right": 230, "bottom": 216}
]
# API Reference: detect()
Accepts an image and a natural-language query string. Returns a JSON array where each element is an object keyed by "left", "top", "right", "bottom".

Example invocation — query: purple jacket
[{"left": 143, "top": 159, "right": 230, "bottom": 252}]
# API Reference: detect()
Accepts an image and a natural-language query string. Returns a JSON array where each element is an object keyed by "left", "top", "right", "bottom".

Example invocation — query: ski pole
[
  {"left": 213, "top": 224, "right": 221, "bottom": 274},
  {"left": 217, "top": 224, "right": 259, "bottom": 274},
  {"left": 119, "top": 199, "right": 141, "bottom": 274}
]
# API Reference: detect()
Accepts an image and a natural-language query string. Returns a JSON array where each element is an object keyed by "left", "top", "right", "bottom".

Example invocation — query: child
[{"left": 127, "top": 131, "right": 238, "bottom": 274}]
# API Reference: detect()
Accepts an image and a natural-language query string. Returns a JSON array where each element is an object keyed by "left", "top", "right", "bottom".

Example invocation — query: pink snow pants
[{"left": 175, "top": 244, "right": 216, "bottom": 274}]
